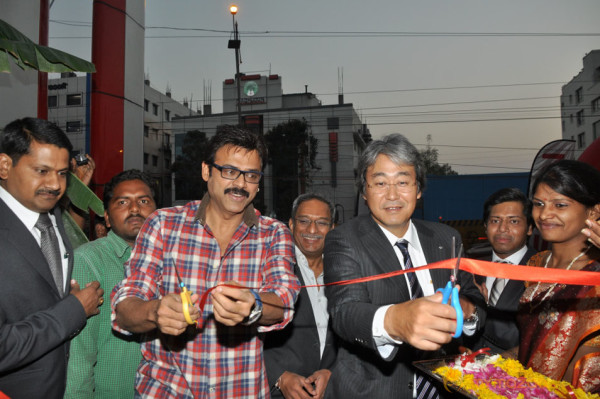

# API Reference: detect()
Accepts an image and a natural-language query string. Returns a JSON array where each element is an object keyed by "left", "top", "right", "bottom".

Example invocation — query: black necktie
[
  {"left": 36, "top": 213, "right": 64, "bottom": 294},
  {"left": 395, "top": 239, "right": 439, "bottom": 399}
]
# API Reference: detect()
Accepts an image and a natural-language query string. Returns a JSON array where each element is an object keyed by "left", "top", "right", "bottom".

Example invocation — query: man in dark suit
[
  {"left": 264, "top": 193, "right": 337, "bottom": 399},
  {"left": 0, "top": 118, "right": 104, "bottom": 399},
  {"left": 323, "top": 134, "right": 486, "bottom": 399},
  {"left": 469, "top": 188, "right": 536, "bottom": 354}
]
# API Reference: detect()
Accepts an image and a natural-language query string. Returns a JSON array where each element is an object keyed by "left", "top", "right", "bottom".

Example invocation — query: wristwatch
[
  {"left": 465, "top": 307, "right": 479, "bottom": 328},
  {"left": 242, "top": 290, "right": 263, "bottom": 326}
]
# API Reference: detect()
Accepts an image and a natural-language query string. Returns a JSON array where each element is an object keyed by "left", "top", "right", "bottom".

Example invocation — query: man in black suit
[
  {"left": 323, "top": 134, "right": 486, "bottom": 399},
  {"left": 469, "top": 188, "right": 536, "bottom": 354},
  {"left": 264, "top": 193, "right": 337, "bottom": 399},
  {"left": 0, "top": 118, "right": 103, "bottom": 399}
]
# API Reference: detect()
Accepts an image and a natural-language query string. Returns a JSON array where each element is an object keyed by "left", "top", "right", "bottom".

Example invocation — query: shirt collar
[
  {"left": 0, "top": 185, "right": 45, "bottom": 231},
  {"left": 295, "top": 245, "right": 324, "bottom": 278},
  {"left": 106, "top": 229, "right": 132, "bottom": 259},
  {"left": 377, "top": 219, "right": 419, "bottom": 250},
  {"left": 492, "top": 244, "right": 528, "bottom": 264},
  {"left": 194, "top": 192, "right": 258, "bottom": 227}
]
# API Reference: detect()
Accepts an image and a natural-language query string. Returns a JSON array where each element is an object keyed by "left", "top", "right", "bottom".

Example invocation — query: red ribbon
[{"left": 193, "top": 258, "right": 600, "bottom": 319}]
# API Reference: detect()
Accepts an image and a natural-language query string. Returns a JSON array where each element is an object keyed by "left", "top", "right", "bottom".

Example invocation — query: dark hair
[
  {"left": 290, "top": 193, "right": 336, "bottom": 224},
  {"left": 483, "top": 188, "right": 533, "bottom": 227},
  {"left": 205, "top": 125, "right": 267, "bottom": 169},
  {"left": 103, "top": 169, "right": 157, "bottom": 210},
  {"left": 531, "top": 160, "right": 600, "bottom": 208},
  {"left": 358, "top": 133, "right": 425, "bottom": 194},
  {"left": 0, "top": 117, "right": 73, "bottom": 164}
]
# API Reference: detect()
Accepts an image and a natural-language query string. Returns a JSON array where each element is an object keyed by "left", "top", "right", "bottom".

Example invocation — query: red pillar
[
  {"left": 37, "top": 0, "right": 49, "bottom": 120},
  {"left": 90, "top": 0, "right": 126, "bottom": 195}
]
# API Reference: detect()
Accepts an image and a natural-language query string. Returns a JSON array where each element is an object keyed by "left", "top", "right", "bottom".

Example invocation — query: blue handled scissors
[{"left": 436, "top": 243, "right": 463, "bottom": 338}]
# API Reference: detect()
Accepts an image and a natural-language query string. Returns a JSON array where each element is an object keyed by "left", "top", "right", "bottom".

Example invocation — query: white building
[
  {"left": 47, "top": 74, "right": 195, "bottom": 206},
  {"left": 561, "top": 50, "right": 600, "bottom": 155},
  {"left": 172, "top": 73, "right": 370, "bottom": 223}
]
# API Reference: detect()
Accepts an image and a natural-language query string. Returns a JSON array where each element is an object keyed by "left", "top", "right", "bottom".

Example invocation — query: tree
[
  {"left": 171, "top": 130, "right": 209, "bottom": 201},
  {"left": 264, "top": 119, "right": 318, "bottom": 221},
  {"left": 0, "top": 19, "right": 95, "bottom": 73},
  {"left": 419, "top": 135, "right": 457, "bottom": 176}
]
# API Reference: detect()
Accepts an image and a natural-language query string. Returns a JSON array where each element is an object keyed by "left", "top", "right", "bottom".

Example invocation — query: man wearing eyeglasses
[
  {"left": 323, "top": 134, "right": 486, "bottom": 399},
  {"left": 112, "top": 125, "right": 300, "bottom": 398},
  {"left": 264, "top": 193, "right": 337, "bottom": 399}
]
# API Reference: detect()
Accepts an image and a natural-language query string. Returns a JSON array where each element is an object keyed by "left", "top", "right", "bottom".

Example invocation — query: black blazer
[
  {"left": 263, "top": 264, "right": 337, "bottom": 398},
  {"left": 323, "top": 216, "right": 486, "bottom": 399},
  {"left": 0, "top": 199, "right": 87, "bottom": 399},
  {"left": 469, "top": 247, "right": 537, "bottom": 353}
]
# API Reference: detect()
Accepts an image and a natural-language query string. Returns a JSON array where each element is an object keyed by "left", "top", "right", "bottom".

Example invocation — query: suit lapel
[
  {"left": 413, "top": 219, "right": 450, "bottom": 289},
  {"left": 359, "top": 216, "right": 411, "bottom": 301},
  {"left": 53, "top": 207, "right": 73, "bottom": 295},
  {"left": 0, "top": 199, "right": 62, "bottom": 296}
]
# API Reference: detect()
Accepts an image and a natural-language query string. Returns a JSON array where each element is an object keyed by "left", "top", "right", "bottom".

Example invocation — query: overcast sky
[{"left": 49, "top": 0, "right": 600, "bottom": 174}]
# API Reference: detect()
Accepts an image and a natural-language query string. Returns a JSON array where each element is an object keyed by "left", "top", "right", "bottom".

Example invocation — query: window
[
  {"left": 594, "top": 120, "right": 600, "bottom": 141},
  {"left": 576, "top": 110, "right": 584, "bottom": 126},
  {"left": 153, "top": 129, "right": 159, "bottom": 140},
  {"left": 570, "top": 114, "right": 573, "bottom": 123},
  {"left": 561, "top": 120, "right": 565, "bottom": 132},
  {"left": 164, "top": 133, "right": 171, "bottom": 147},
  {"left": 592, "top": 97, "right": 600, "bottom": 113},
  {"left": 48, "top": 95, "right": 58, "bottom": 108},
  {"left": 144, "top": 125, "right": 149, "bottom": 138},
  {"left": 152, "top": 155, "right": 158, "bottom": 167},
  {"left": 66, "top": 93, "right": 82, "bottom": 106},
  {"left": 144, "top": 153, "right": 149, "bottom": 165},
  {"left": 152, "top": 103, "right": 159, "bottom": 115},
  {"left": 327, "top": 117, "right": 339, "bottom": 130},
  {"left": 569, "top": 94, "right": 573, "bottom": 104},
  {"left": 144, "top": 99, "right": 149, "bottom": 112},
  {"left": 577, "top": 132, "right": 586, "bottom": 149},
  {"left": 66, "top": 121, "right": 81, "bottom": 133},
  {"left": 165, "top": 110, "right": 171, "bottom": 121},
  {"left": 575, "top": 87, "right": 583, "bottom": 103}
]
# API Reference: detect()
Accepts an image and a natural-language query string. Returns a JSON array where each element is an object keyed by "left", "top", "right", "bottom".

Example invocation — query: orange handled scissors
[{"left": 173, "top": 265, "right": 195, "bottom": 325}]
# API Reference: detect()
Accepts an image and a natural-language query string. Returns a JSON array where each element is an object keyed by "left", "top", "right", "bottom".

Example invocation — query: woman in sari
[{"left": 517, "top": 160, "right": 600, "bottom": 393}]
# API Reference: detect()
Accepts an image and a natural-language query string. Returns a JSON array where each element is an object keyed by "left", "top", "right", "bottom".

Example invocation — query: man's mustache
[
  {"left": 126, "top": 214, "right": 144, "bottom": 223},
  {"left": 36, "top": 188, "right": 61, "bottom": 197},
  {"left": 224, "top": 187, "right": 249, "bottom": 198}
]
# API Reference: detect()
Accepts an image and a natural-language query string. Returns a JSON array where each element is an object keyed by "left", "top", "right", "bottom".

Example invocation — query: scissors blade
[{"left": 452, "top": 244, "right": 464, "bottom": 285}]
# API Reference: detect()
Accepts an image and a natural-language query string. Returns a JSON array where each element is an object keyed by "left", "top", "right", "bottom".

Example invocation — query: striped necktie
[
  {"left": 489, "top": 260, "right": 511, "bottom": 306},
  {"left": 36, "top": 213, "right": 64, "bottom": 294},
  {"left": 395, "top": 239, "right": 439, "bottom": 399}
]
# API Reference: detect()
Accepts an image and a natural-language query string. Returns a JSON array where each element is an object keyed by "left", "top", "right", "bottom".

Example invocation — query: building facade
[
  {"left": 47, "top": 74, "right": 195, "bottom": 206},
  {"left": 172, "top": 74, "right": 370, "bottom": 223},
  {"left": 561, "top": 50, "right": 600, "bottom": 155}
]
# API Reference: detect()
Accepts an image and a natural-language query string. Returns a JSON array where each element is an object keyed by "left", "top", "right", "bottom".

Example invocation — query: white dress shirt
[
  {"left": 485, "top": 245, "right": 528, "bottom": 302},
  {"left": 296, "top": 246, "right": 329, "bottom": 359}
]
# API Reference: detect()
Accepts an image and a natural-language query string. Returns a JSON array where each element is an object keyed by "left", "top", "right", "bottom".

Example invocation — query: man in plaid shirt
[{"left": 112, "top": 126, "right": 300, "bottom": 398}]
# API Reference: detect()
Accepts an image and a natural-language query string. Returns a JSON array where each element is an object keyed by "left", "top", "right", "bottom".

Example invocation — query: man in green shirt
[{"left": 65, "top": 170, "right": 157, "bottom": 398}]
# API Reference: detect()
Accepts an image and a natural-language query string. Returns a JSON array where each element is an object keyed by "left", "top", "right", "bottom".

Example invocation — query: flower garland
[{"left": 434, "top": 354, "right": 600, "bottom": 399}]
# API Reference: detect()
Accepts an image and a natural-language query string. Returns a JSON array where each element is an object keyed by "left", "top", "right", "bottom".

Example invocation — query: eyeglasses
[
  {"left": 367, "top": 180, "right": 417, "bottom": 194},
  {"left": 294, "top": 218, "right": 332, "bottom": 229},
  {"left": 211, "top": 163, "right": 263, "bottom": 184}
]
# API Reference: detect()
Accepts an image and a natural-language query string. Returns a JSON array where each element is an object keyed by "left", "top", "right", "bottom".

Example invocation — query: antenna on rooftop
[{"left": 338, "top": 67, "right": 344, "bottom": 105}]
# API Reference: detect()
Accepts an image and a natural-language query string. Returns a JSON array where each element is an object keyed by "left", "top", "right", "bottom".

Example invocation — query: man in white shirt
[
  {"left": 323, "top": 134, "right": 486, "bottom": 399},
  {"left": 469, "top": 187, "right": 536, "bottom": 353},
  {"left": 264, "top": 193, "right": 337, "bottom": 399},
  {"left": 0, "top": 117, "right": 103, "bottom": 398}
]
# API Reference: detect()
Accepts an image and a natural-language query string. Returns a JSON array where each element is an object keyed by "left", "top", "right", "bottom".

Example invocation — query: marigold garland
[{"left": 434, "top": 355, "right": 600, "bottom": 399}]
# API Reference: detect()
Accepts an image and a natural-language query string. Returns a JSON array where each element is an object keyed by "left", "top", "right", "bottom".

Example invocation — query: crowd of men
[{"left": 0, "top": 117, "right": 599, "bottom": 398}]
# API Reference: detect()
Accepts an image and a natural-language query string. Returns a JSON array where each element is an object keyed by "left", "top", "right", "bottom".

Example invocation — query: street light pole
[{"left": 229, "top": 5, "right": 242, "bottom": 126}]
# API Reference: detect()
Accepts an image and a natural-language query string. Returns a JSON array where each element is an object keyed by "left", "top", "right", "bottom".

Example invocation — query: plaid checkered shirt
[{"left": 111, "top": 195, "right": 300, "bottom": 398}]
